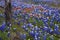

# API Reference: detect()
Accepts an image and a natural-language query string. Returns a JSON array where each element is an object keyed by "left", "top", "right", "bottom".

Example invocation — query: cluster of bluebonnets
[
  {"left": 11, "top": 1, "right": 60, "bottom": 40},
  {"left": 0, "top": 0, "right": 60, "bottom": 40}
]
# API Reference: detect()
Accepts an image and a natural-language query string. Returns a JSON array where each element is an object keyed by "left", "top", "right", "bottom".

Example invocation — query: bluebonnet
[
  {"left": 34, "top": 35, "right": 38, "bottom": 40},
  {"left": 58, "top": 9, "right": 60, "bottom": 13},
  {"left": 49, "top": 29, "right": 54, "bottom": 35},
  {"left": 21, "top": 4, "right": 27, "bottom": 9},
  {"left": 29, "top": 30, "right": 35, "bottom": 37},
  {"left": 42, "top": 17, "right": 48, "bottom": 23},
  {"left": 12, "top": 3, "right": 18, "bottom": 7},
  {"left": 43, "top": 26, "right": 49, "bottom": 32},
  {"left": 48, "top": 10, "right": 52, "bottom": 16},
  {"left": 50, "top": 22, "right": 54, "bottom": 27},
  {"left": 54, "top": 24, "right": 60, "bottom": 35},
  {"left": 58, "top": 17, "right": 60, "bottom": 22},
  {"left": 23, "top": 34, "right": 26, "bottom": 39},
  {"left": 34, "top": 31, "right": 39, "bottom": 37},
  {"left": 43, "top": 34, "right": 47, "bottom": 40},
  {"left": 34, "top": 26, "right": 39, "bottom": 31},
  {"left": 17, "top": 21, "right": 20, "bottom": 25},
  {"left": 50, "top": 16, "right": 55, "bottom": 22},
  {"left": 20, "top": 33, "right": 26, "bottom": 40},
  {"left": 42, "top": 4, "right": 50, "bottom": 9},
  {"left": 55, "top": 16, "right": 60, "bottom": 22},
  {"left": 25, "top": 27, "right": 28, "bottom": 31},
  {"left": 44, "top": 22, "right": 49, "bottom": 27},
  {"left": 28, "top": 23, "right": 33, "bottom": 27},
  {"left": 0, "top": 22, "right": 6, "bottom": 32},
  {"left": 54, "top": 24, "right": 59, "bottom": 31},
  {"left": 22, "top": 25, "right": 26, "bottom": 29},
  {"left": 44, "top": 12, "right": 49, "bottom": 16},
  {"left": 51, "top": 11, "right": 55, "bottom": 15},
  {"left": 7, "top": 32, "right": 10, "bottom": 37},
  {"left": 55, "top": 11, "right": 59, "bottom": 16}
]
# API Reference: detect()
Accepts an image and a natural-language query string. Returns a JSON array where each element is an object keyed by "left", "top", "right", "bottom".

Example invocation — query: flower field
[{"left": 0, "top": 0, "right": 60, "bottom": 40}]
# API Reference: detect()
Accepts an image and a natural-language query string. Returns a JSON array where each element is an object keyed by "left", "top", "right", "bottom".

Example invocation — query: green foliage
[{"left": 0, "top": 31, "right": 10, "bottom": 40}]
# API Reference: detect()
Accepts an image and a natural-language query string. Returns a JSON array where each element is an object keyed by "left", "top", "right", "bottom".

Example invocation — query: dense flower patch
[{"left": 0, "top": 0, "right": 60, "bottom": 40}]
